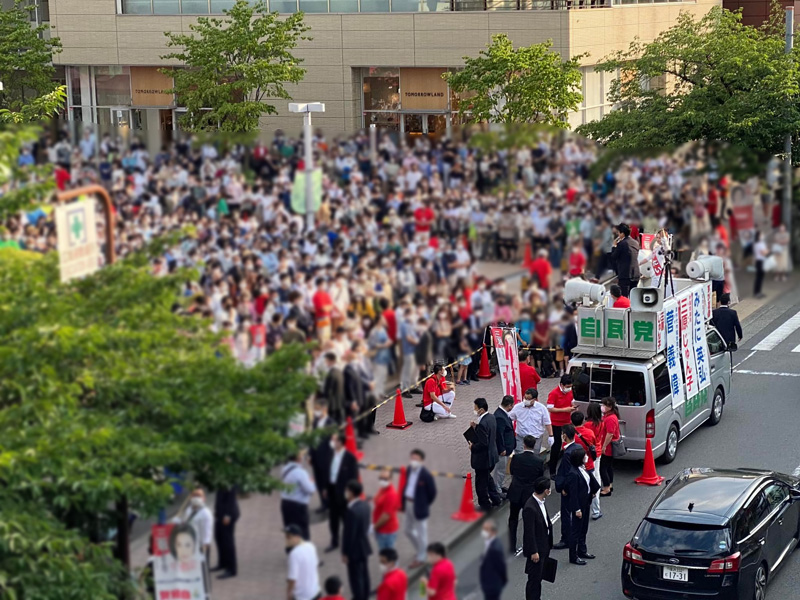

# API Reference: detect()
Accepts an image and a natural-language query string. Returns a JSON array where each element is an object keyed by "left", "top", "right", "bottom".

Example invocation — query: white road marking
[
  {"left": 733, "top": 349, "right": 757, "bottom": 370},
  {"left": 792, "top": 344, "right": 800, "bottom": 353},
  {"left": 793, "top": 464, "right": 800, "bottom": 478},
  {"left": 752, "top": 310, "right": 800, "bottom": 351},
  {"left": 734, "top": 369, "right": 800, "bottom": 378},
  {"left": 513, "top": 511, "right": 560, "bottom": 559}
]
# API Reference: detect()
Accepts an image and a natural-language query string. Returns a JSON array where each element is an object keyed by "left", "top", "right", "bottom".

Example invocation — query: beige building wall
[{"left": 49, "top": 0, "right": 719, "bottom": 136}]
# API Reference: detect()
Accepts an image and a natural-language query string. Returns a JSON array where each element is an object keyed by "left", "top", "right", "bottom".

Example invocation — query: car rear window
[
  {"left": 634, "top": 519, "right": 731, "bottom": 556},
  {"left": 570, "top": 365, "right": 647, "bottom": 406}
]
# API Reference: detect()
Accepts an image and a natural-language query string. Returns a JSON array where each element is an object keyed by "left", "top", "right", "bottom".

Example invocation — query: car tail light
[
  {"left": 623, "top": 543, "right": 645, "bottom": 565},
  {"left": 645, "top": 409, "right": 655, "bottom": 438},
  {"left": 708, "top": 552, "right": 741, "bottom": 573}
]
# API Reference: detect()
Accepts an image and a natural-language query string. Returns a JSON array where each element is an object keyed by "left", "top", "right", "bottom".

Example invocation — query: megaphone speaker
[
  {"left": 564, "top": 278, "right": 606, "bottom": 304},
  {"left": 686, "top": 255, "right": 724, "bottom": 281},
  {"left": 630, "top": 287, "right": 664, "bottom": 312}
]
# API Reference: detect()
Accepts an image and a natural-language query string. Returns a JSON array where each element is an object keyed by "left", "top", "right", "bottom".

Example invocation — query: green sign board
[
  {"left": 684, "top": 387, "right": 709, "bottom": 419},
  {"left": 291, "top": 168, "right": 323, "bottom": 215},
  {"left": 604, "top": 308, "right": 629, "bottom": 348},
  {"left": 577, "top": 307, "right": 604, "bottom": 346}
]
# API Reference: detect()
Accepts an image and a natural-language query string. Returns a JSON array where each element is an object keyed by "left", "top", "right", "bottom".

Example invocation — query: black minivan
[{"left": 622, "top": 468, "right": 800, "bottom": 600}]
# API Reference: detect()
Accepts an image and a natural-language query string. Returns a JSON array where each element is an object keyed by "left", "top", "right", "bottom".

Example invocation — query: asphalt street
[{"left": 411, "top": 285, "right": 800, "bottom": 600}]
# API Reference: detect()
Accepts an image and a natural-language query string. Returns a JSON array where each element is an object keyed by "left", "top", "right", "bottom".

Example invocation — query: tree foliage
[
  {"left": 577, "top": 7, "right": 800, "bottom": 166},
  {"left": 161, "top": 0, "right": 309, "bottom": 132},
  {"left": 0, "top": 0, "right": 62, "bottom": 115},
  {"left": 444, "top": 34, "right": 584, "bottom": 127}
]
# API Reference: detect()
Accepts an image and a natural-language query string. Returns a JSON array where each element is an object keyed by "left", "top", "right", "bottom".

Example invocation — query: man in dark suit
[
  {"left": 479, "top": 519, "right": 507, "bottom": 600},
  {"left": 609, "top": 223, "right": 640, "bottom": 297},
  {"left": 563, "top": 446, "right": 599, "bottom": 565},
  {"left": 325, "top": 432, "right": 359, "bottom": 552},
  {"left": 309, "top": 398, "right": 334, "bottom": 512},
  {"left": 401, "top": 449, "right": 437, "bottom": 568},
  {"left": 342, "top": 480, "right": 372, "bottom": 600},
  {"left": 214, "top": 485, "right": 240, "bottom": 579},
  {"left": 343, "top": 350, "right": 366, "bottom": 423},
  {"left": 522, "top": 477, "right": 554, "bottom": 600},
  {"left": 321, "top": 352, "right": 346, "bottom": 423},
  {"left": 507, "top": 435, "right": 546, "bottom": 553},
  {"left": 711, "top": 293, "right": 742, "bottom": 348},
  {"left": 470, "top": 397, "right": 503, "bottom": 511},
  {"left": 552, "top": 425, "right": 583, "bottom": 556},
  {"left": 493, "top": 395, "right": 516, "bottom": 494}
]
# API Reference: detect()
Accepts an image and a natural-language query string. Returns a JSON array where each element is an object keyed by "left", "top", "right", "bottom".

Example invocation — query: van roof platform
[{"left": 572, "top": 345, "right": 663, "bottom": 360}]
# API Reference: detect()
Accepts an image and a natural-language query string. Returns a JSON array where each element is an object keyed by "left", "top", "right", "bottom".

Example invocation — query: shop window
[
  {"left": 210, "top": 0, "right": 237, "bottom": 11},
  {"left": 153, "top": 0, "right": 181, "bottom": 13},
  {"left": 123, "top": 0, "right": 153, "bottom": 14},
  {"left": 182, "top": 0, "right": 211, "bottom": 13},
  {"left": 362, "top": 68, "right": 400, "bottom": 111},
  {"left": 95, "top": 67, "right": 132, "bottom": 107},
  {"left": 299, "top": 0, "right": 329, "bottom": 11},
  {"left": 360, "top": 0, "right": 390, "bottom": 10},
  {"left": 391, "top": 0, "right": 422, "bottom": 10},
  {"left": 330, "top": 0, "right": 359, "bottom": 10},
  {"left": 270, "top": 0, "right": 298, "bottom": 11},
  {"left": 69, "top": 66, "right": 83, "bottom": 106}
]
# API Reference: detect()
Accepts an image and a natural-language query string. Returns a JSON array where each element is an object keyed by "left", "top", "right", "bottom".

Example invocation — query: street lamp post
[
  {"left": 288, "top": 102, "right": 325, "bottom": 232},
  {"left": 784, "top": 7, "right": 794, "bottom": 251}
]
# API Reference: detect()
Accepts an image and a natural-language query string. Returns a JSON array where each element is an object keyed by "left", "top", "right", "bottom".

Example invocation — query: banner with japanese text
[
  {"left": 491, "top": 326, "right": 522, "bottom": 403},
  {"left": 663, "top": 300, "right": 685, "bottom": 410},
  {"left": 678, "top": 291, "right": 699, "bottom": 399},
  {"left": 151, "top": 523, "right": 209, "bottom": 600},
  {"left": 692, "top": 287, "right": 712, "bottom": 392}
]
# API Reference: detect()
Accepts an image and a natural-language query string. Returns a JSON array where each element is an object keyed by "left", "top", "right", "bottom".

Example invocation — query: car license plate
[{"left": 662, "top": 565, "right": 689, "bottom": 582}]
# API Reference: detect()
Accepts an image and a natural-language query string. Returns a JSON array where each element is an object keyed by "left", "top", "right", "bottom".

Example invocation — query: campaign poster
[
  {"left": 663, "top": 300, "right": 685, "bottom": 410},
  {"left": 151, "top": 523, "right": 209, "bottom": 600},
  {"left": 678, "top": 292, "right": 699, "bottom": 400},
  {"left": 491, "top": 327, "right": 522, "bottom": 403},
  {"left": 692, "top": 287, "right": 711, "bottom": 392}
]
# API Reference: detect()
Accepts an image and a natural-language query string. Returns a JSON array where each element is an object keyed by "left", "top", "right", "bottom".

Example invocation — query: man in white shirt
[
  {"left": 280, "top": 451, "right": 317, "bottom": 541},
  {"left": 174, "top": 488, "right": 214, "bottom": 560},
  {"left": 508, "top": 389, "right": 553, "bottom": 453},
  {"left": 285, "top": 525, "right": 320, "bottom": 600}
]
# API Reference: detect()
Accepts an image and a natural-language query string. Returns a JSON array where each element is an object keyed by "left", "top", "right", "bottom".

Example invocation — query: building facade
[{"left": 45, "top": 0, "right": 719, "bottom": 140}]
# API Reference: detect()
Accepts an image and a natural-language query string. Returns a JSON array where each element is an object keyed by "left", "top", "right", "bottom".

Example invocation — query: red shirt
[
  {"left": 585, "top": 420, "right": 604, "bottom": 458},
  {"left": 250, "top": 323, "right": 266, "bottom": 348},
  {"left": 377, "top": 568, "right": 408, "bottom": 600},
  {"left": 519, "top": 362, "right": 541, "bottom": 394},
  {"left": 423, "top": 376, "right": 442, "bottom": 408},
  {"left": 373, "top": 485, "right": 400, "bottom": 534},
  {"left": 312, "top": 290, "right": 333, "bottom": 320},
  {"left": 428, "top": 558, "right": 457, "bottom": 600},
  {"left": 602, "top": 413, "right": 620, "bottom": 457},
  {"left": 528, "top": 258, "right": 552, "bottom": 290},
  {"left": 54, "top": 166, "right": 70, "bottom": 191},
  {"left": 383, "top": 308, "right": 397, "bottom": 342},
  {"left": 573, "top": 425, "right": 597, "bottom": 471},
  {"left": 414, "top": 207, "right": 435, "bottom": 232},
  {"left": 321, "top": 596, "right": 346, "bottom": 600},
  {"left": 568, "top": 250, "right": 586, "bottom": 276},
  {"left": 613, "top": 296, "right": 631, "bottom": 309},
  {"left": 547, "top": 386, "right": 574, "bottom": 427}
]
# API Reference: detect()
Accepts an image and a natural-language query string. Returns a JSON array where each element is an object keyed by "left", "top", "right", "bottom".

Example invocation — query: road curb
[{"left": 740, "top": 277, "right": 800, "bottom": 329}]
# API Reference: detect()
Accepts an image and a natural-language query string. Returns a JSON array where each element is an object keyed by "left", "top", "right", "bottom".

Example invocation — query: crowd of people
[{"left": 3, "top": 121, "right": 791, "bottom": 600}]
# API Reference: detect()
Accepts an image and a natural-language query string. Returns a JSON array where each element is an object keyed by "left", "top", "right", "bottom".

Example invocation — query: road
[{"left": 412, "top": 286, "right": 800, "bottom": 600}]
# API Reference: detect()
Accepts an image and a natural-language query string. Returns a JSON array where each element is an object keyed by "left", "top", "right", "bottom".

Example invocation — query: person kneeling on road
[{"left": 423, "top": 363, "right": 457, "bottom": 419}]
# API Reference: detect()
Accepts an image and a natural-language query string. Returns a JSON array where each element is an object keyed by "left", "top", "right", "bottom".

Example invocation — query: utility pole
[
  {"left": 784, "top": 7, "right": 794, "bottom": 248},
  {"left": 288, "top": 102, "right": 325, "bottom": 232}
]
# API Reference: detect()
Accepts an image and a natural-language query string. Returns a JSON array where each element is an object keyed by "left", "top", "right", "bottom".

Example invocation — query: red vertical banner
[{"left": 491, "top": 327, "right": 522, "bottom": 403}]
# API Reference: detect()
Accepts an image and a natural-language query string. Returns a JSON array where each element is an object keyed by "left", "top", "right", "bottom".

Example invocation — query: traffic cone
[
  {"left": 397, "top": 466, "right": 407, "bottom": 496},
  {"left": 344, "top": 417, "right": 363, "bottom": 461},
  {"left": 635, "top": 438, "right": 665, "bottom": 486},
  {"left": 386, "top": 388, "right": 413, "bottom": 430},
  {"left": 451, "top": 473, "right": 481, "bottom": 522},
  {"left": 478, "top": 344, "right": 494, "bottom": 379},
  {"left": 522, "top": 241, "right": 533, "bottom": 270}
]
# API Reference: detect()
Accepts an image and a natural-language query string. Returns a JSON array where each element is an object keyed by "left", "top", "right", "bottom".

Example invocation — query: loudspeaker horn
[
  {"left": 630, "top": 287, "right": 664, "bottom": 312},
  {"left": 564, "top": 278, "right": 606, "bottom": 304},
  {"left": 686, "top": 255, "right": 724, "bottom": 281}
]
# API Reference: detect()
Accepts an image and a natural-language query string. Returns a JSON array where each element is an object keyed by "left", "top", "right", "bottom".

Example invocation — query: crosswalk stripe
[
  {"left": 753, "top": 310, "right": 800, "bottom": 351},
  {"left": 792, "top": 344, "right": 800, "bottom": 353}
]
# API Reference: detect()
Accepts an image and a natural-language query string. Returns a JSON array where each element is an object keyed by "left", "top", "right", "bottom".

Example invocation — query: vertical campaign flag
[
  {"left": 491, "top": 327, "right": 522, "bottom": 403},
  {"left": 663, "top": 299, "right": 685, "bottom": 410},
  {"left": 151, "top": 523, "right": 209, "bottom": 600},
  {"left": 692, "top": 287, "right": 711, "bottom": 392},
  {"left": 678, "top": 291, "right": 699, "bottom": 399}
]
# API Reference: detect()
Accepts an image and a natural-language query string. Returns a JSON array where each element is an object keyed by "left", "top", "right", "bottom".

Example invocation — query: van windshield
[
  {"left": 635, "top": 519, "right": 731, "bottom": 557},
  {"left": 570, "top": 365, "right": 647, "bottom": 406}
]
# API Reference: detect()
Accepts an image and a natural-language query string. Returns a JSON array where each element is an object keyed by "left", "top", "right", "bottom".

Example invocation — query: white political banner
[
  {"left": 663, "top": 300, "right": 685, "bottom": 410},
  {"left": 491, "top": 326, "right": 522, "bottom": 403},
  {"left": 692, "top": 287, "right": 711, "bottom": 392},
  {"left": 678, "top": 291, "right": 699, "bottom": 399}
]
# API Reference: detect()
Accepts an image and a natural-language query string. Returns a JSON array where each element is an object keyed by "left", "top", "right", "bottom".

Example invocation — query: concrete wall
[{"left": 49, "top": 0, "right": 720, "bottom": 135}]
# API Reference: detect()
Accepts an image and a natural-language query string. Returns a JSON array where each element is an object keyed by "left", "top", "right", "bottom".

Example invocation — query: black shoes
[
  {"left": 570, "top": 558, "right": 587, "bottom": 566},
  {"left": 578, "top": 553, "right": 596, "bottom": 560},
  {"left": 324, "top": 544, "right": 338, "bottom": 553},
  {"left": 402, "top": 392, "right": 413, "bottom": 399},
  {"left": 552, "top": 541, "right": 568, "bottom": 550},
  {"left": 217, "top": 571, "right": 236, "bottom": 579}
]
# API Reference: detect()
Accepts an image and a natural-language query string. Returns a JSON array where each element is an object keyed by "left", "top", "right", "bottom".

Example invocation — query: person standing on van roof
[
  {"left": 609, "top": 284, "right": 630, "bottom": 309},
  {"left": 547, "top": 375, "right": 576, "bottom": 475},
  {"left": 711, "top": 293, "right": 742, "bottom": 348},
  {"left": 609, "top": 223, "right": 640, "bottom": 297}
]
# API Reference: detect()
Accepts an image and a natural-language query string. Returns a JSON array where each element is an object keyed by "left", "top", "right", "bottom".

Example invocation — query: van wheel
[
  {"left": 661, "top": 424, "right": 679, "bottom": 464},
  {"left": 708, "top": 388, "right": 724, "bottom": 426},
  {"left": 753, "top": 562, "right": 767, "bottom": 600}
]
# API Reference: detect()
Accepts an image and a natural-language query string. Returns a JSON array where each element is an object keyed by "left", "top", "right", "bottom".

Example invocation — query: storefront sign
[
  {"left": 131, "top": 67, "right": 175, "bottom": 107},
  {"left": 663, "top": 299, "right": 685, "bottom": 410},
  {"left": 491, "top": 327, "right": 522, "bottom": 403},
  {"left": 399, "top": 68, "right": 448, "bottom": 111}
]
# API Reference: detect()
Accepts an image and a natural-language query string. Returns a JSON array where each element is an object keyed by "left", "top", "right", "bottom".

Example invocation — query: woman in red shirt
[
  {"left": 599, "top": 396, "right": 621, "bottom": 496},
  {"left": 372, "top": 470, "right": 400, "bottom": 550},
  {"left": 585, "top": 402, "right": 605, "bottom": 519},
  {"left": 421, "top": 542, "right": 456, "bottom": 600}
]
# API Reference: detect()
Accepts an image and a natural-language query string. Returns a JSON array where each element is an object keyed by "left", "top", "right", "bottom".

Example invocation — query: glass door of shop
[{"left": 402, "top": 113, "right": 449, "bottom": 141}]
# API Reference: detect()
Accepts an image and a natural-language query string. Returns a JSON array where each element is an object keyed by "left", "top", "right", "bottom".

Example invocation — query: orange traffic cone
[
  {"left": 451, "top": 473, "right": 481, "bottom": 522},
  {"left": 522, "top": 241, "right": 533, "bottom": 270},
  {"left": 478, "top": 344, "right": 494, "bottom": 379},
  {"left": 386, "top": 388, "right": 413, "bottom": 430},
  {"left": 397, "top": 466, "right": 407, "bottom": 497},
  {"left": 635, "top": 439, "right": 664, "bottom": 486},
  {"left": 344, "top": 417, "right": 364, "bottom": 461}
]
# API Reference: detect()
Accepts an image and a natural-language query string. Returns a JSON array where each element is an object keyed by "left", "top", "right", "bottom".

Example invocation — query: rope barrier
[{"left": 359, "top": 463, "right": 466, "bottom": 479}]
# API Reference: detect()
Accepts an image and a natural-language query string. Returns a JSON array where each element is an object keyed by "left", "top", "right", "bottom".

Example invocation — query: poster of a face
[{"left": 151, "top": 523, "right": 208, "bottom": 600}]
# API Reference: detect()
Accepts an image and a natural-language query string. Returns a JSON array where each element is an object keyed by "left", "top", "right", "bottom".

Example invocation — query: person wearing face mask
[
  {"left": 470, "top": 398, "right": 503, "bottom": 511},
  {"left": 522, "top": 476, "right": 554, "bottom": 600},
  {"left": 280, "top": 450, "right": 317, "bottom": 541},
  {"left": 563, "top": 446, "right": 599, "bottom": 565},
  {"left": 552, "top": 424, "right": 587, "bottom": 561},
  {"left": 174, "top": 488, "right": 214, "bottom": 563},
  {"left": 547, "top": 374, "right": 577, "bottom": 475},
  {"left": 599, "top": 396, "right": 621, "bottom": 496},
  {"left": 492, "top": 395, "right": 516, "bottom": 494},
  {"left": 419, "top": 542, "right": 456, "bottom": 600},
  {"left": 507, "top": 435, "right": 546, "bottom": 554},
  {"left": 325, "top": 433, "right": 360, "bottom": 553},
  {"left": 479, "top": 520, "right": 507, "bottom": 600},
  {"left": 508, "top": 388, "right": 553, "bottom": 454},
  {"left": 372, "top": 470, "right": 400, "bottom": 551},
  {"left": 376, "top": 548, "right": 408, "bottom": 600},
  {"left": 342, "top": 480, "right": 372, "bottom": 600},
  {"left": 402, "top": 449, "right": 437, "bottom": 569}
]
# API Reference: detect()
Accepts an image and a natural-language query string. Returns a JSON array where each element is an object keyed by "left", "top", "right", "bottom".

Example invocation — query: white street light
[{"left": 289, "top": 102, "right": 325, "bottom": 232}]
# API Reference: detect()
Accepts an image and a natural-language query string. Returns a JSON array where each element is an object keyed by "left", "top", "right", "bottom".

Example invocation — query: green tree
[
  {"left": 161, "top": 0, "right": 309, "bottom": 132},
  {"left": 444, "top": 34, "right": 584, "bottom": 127},
  {"left": 0, "top": 0, "right": 62, "bottom": 115},
  {"left": 577, "top": 7, "right": 800, "bottom": 167}
]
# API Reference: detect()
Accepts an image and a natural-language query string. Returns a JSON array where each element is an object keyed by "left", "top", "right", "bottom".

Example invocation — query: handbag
[
  {"left": 576, "top": 432, "right": 597, "bottom": 460},
  {"left": 611, "top": 437, "right": 627, "bottom": 458},
  {"left": 542, "top": 557, "right": 558, "bottom": 583},
  {"left": 419, "top": 401, "right": 435, "bottom": 423}
]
